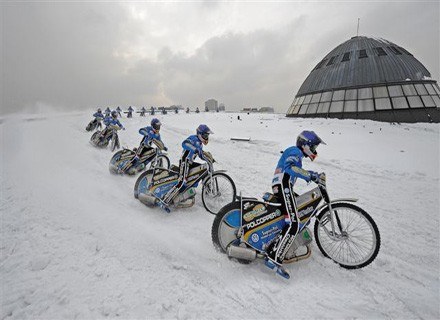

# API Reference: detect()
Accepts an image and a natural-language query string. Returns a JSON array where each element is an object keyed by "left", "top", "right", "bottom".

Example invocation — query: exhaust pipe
[
  {"left": 138, "top": 193, "right": 157, "bottom": 206},
  {"left": 227, "top": 245, "right": 257, "bottom": 261}
]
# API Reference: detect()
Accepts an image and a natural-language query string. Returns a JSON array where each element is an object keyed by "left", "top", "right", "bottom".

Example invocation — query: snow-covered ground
[{"left": 1, "top": 111, "right": 439, "bottom": 319}]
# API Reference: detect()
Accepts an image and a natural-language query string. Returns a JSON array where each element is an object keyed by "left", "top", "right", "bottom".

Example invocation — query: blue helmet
[
  {"left": 151, "top": 118, "right": 161, "bottom": 131},
  {"left": 197, "top": 124, "right": 213, "bottom": 145},
  {"left": 111, "top": 110, "right": 118, "bottom": 118},
  {"left": 296, "top": 130, "right": 326, "bottom": 161}
]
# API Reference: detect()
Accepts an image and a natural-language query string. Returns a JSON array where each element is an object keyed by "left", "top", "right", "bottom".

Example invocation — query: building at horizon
[
  {"left": 205, "top": 99, "right": 218, "bottom": 112},
  {"left": 286, "top": 36, "right": 440, "bottom": 123}
]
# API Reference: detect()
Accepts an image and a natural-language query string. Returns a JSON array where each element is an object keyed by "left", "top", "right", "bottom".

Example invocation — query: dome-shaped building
[{"left": 286, "top": 36, "right": 440, "bottom": 123}]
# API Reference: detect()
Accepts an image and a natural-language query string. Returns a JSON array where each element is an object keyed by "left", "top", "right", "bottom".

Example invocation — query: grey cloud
[{"left": 2, "top": 1, "right": 438, "bottom": 114}]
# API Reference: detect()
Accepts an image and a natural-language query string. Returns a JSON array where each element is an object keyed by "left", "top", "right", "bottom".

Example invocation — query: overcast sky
[{"left": 2, "top": 1, "right": 439, "bottom": 114}]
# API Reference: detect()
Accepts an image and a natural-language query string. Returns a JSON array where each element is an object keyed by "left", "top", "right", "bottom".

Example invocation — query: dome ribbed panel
[{"left": 297, "top": 36, "right": 431, "bottom": 95}]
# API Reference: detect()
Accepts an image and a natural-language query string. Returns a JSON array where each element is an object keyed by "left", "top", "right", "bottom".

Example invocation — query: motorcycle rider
[
  {"left": 100, "top": 110, "right": 125, "bottom": 142},
  {"left": 126, "top": 106, "right": 134, "bottom": 118},
  {"left": 94, "top": 108, "right": 103, "bottom": 118},
  {"left": 128, "top": 118, "right": 167, "bottom": 172},
  {"left": 116, "top": 106, "right": 122, "bottom": 117},
  {"left": 161, "top": 124, "right": 213, "bottom": 211},
  {"left": 265, "top": 130, "right": 326, "bottom": 279},
  {"left": 92, "top": 108, "right": 104, "bottom": 129}
]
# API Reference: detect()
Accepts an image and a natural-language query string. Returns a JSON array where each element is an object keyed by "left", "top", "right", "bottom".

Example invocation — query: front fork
[
  {"left": 322, "top": 201, "right": 346, "bottom": 240},
  {"left": 205, "top": 163, "right": 219, "bottom": 196}
]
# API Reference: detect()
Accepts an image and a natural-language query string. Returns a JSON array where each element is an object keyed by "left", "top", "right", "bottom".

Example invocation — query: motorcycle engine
[{"left": 289, "top": 227, "right": 313, "bottom": 254}]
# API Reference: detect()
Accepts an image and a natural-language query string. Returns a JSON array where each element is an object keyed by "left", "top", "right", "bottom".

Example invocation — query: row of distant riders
[
  {"left": 86, "top": 109, "right": 380, "bottom": 280},
  {"left": 86, "top": 106, "right": 199, "bottom": 125}
]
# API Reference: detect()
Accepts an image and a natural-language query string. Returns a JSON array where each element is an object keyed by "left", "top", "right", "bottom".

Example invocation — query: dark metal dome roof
[{"left": 297, "top": 36, "right": 432, "bottom": 96}]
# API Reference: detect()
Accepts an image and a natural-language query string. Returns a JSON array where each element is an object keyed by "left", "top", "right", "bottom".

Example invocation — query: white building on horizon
[{"left": 205, "top": 99, "right": 218, "bottom": 111}]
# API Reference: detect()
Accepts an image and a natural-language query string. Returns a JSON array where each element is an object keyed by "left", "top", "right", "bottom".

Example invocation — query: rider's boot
[
  {"left": 264, "top": 257, "right": 290, "bottom": 280},
  {"left": 265, "top": 236, "right": 290, "bottom": 279},
  {"left": 158, "top": 201, "right": 171, "bottom": 213}
]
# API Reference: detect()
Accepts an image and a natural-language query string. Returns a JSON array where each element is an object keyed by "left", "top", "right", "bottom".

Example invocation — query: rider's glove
[
  {"left": 122, "top": 127, "right": 126, "bottom": 130},
  {"left": 310, "top": 171, "right": 320, "bottom": 183},
  {"left": 163, "top": 146, "right": 168, "bottom": 151}
]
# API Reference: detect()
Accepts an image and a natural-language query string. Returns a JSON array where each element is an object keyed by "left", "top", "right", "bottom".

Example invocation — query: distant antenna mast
[{"left": 356, "top": 18, "right": 360, "bottom": 37}]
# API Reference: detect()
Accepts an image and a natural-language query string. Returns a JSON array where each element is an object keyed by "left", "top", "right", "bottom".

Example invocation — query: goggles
[{"left": 201, "top": 132, "right": 210, "bottom": 140}]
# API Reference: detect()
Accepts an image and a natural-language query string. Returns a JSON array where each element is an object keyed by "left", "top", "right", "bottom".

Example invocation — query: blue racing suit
[
  {"left": 93, "top": 111, "right": 104, "bottom": 119},
  {"left": 162, "top": 135, "right": 206, "bottom": 205},
  {"left": 103, "top": 117, "right": 124, "bottom": 129},
  {"left": 131, "top": 126, "right": 167, "bottom": 167},
  {"left": 268, "top": 146, "right": 318, "bottom": 265},
  {"left": 101, "top": 117, "right": 124, "bottom": 141},
  {"left": 139, "top": 126, "right": 163, "bottom": 147},
  {"left": 91, "top": 112, "right": 104, "bottom": 129}
]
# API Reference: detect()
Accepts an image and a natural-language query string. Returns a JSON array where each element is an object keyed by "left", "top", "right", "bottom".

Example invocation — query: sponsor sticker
[
  {"left": 243, "top": 202, "right": 253, "bottom": 210},
  {"left": 280, "top": 235, "right": 296, "bottom": 261},
  {"left": 298, "top": 206, "right": 314, "bottom": 218},
  {"left": 251, "top": 233, "right": 260, "bottom": 243},
  {"left": 153, "top": 175, "right": 176, "bottom": 186},
  {"left": 243, "top": 204, "right": 268, "bottom": 222},
  {"left": 153, "top": 171, "right": 169, "bottom": 181},
  {"left": 286, "top": 156, "right": 299, "bottom": 162},
  {"left": 244, "top": 209, "right": 282, "bottom": 231},
  {"left": 261, "top": 226, "right": 280, "bottom": 240}
]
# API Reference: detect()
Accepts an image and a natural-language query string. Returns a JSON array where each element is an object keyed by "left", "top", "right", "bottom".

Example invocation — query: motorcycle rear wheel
[
  {"left": 134, "top": 169, "right": 154, "bottom": 199},
  {"left": 109, "top": 150, "right": 126, "bottom": 174},
  {"left": 86, "top": 120, "right": 96, "bottom": 131},
  {"left": 212, "top": 201, "right": 251, "bottom": 264},
  {"left": 314, "top": 203, "right": 380, "bottom": 269}
]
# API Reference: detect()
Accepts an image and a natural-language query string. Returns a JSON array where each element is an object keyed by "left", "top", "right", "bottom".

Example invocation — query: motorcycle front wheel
[
  {"left": 314, "top": 203, "right": 381, "bottom": 269},
  {"left": 110, "top": 134, "right": 120, "bottom": 152},
  {"left": 202, "top": 172, "right": 236, "bottom": 215},
  {"left": 151, "top": 154, "right": 170, "bottom": 170}
]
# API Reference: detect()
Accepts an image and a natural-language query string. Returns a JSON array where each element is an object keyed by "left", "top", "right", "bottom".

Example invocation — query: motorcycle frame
[
  {"left": 237, "top": 175, "right": 359, "bottom": 254},
  {"left": 148, "top": 157, "right": 223, "bottom": 205},
  {"left": 119, "top": 147, "right": 166, "bottom": 173}
]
